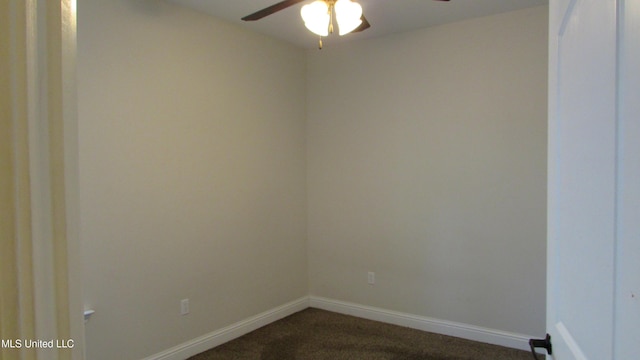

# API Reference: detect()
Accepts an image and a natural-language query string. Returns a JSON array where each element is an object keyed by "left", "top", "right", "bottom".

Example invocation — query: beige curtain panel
[{"left": 1, "top": 1, "right": 81, "bottom": 359}]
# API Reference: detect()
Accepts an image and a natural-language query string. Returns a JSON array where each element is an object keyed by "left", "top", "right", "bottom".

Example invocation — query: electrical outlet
[
  {"left": 368, "top": 272, "right": 375, "bottom": 285},
  {"left": 180, "top": 299, "right": 189, "bottom": 315}
]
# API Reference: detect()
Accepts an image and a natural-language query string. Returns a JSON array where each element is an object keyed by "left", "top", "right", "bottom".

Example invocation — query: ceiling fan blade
[
  {"left": 241, "top": 0, "right": 306, "bottom": 21},
  {"left": 351, "top": 14, "right": 371, "bottom": 33}
]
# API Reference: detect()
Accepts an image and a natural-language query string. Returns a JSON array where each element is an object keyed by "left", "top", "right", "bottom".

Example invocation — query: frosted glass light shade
[
  {"left": 301, "top": 1, "right": 330, "bottom": 36},
  {"left": 335, "top": 0, "right": 362, "bottom": 35}
]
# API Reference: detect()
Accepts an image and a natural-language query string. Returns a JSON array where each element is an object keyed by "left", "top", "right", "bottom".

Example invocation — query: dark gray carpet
[{"left": 188, "top": 308, "right": 533, "bottom": 360}]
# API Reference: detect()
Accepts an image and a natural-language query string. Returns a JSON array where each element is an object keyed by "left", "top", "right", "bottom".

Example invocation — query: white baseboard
[
  {"left": 309, "top": 296, "right": 534, "bottom": 352},
  {"left": 141, "top": 297, "right": 309, "bottom": 360},
  {"left": 142, "top": 295, "right": 535, "bottom": 359}
]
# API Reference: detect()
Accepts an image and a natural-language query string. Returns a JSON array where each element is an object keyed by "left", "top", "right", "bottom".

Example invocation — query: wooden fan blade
[
  {"left": 351, "top": 14, "right": 371, "bottom": 33},
  {"left": 241, "top": 0, "right": 306, "bottom": 21}
]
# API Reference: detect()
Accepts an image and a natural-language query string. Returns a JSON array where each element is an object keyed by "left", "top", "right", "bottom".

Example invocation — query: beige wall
[
  {"left": 77, "top": 1, "right": 307, "bottom": 359},
  {"left": 79, "top": 1, "right": 547, "bottom": 358},
  {"left": 307, "top": 6, "right": 548, "bottom": 336}
]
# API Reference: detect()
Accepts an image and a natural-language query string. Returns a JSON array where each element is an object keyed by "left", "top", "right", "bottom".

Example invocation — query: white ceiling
[{"left": 167, "top": 0, "right": 548, "bottom": 49}]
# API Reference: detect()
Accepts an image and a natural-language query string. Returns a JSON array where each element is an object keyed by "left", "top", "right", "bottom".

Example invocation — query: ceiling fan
[{"left": 242, "top": 0, "right": 451, "bottom": 49}]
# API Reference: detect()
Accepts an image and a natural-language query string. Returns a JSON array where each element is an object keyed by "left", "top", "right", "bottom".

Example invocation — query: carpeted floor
[{"left": 188, "top": 308, "right": 534, "bottom": 360}]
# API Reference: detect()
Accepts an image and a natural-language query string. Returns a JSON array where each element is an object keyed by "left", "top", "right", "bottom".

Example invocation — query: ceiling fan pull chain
[
  {"left": 328, "top": 3, "right": 334, "bottom": 34},
  {"left": 318, "top": 36, "right": 323, "bottom": 49}
]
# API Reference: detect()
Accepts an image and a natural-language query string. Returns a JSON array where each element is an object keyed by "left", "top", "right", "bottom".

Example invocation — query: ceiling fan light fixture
[
  {"left": 334, "top": 0, "right": 362, "bottom": 35},
  {"left": 301, "top": 1, "right": 330, "bottom": 36}
]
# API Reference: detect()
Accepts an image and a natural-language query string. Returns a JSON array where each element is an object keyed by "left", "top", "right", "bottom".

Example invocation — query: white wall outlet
[
  {"left": 368, "top": 272, "right": 375, "bottom": 285},
  {"left": 180, "top": 299, "right": 189, "bottom": 315}
]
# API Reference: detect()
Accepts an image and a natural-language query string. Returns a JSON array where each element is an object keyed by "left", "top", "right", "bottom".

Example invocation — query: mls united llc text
[{"left": 2, "top": 339, "right": 74, "bottom": 349}]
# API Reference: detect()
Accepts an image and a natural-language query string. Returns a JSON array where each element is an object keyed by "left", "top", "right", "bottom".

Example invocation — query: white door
[
  {"left": 615, "top": 2, "right": 640, "bottom": 359},
  {"left": 547, "top": 0, "right": 618, "bottom": 359},
  {"left": 548, "top": 0, "right": 640, "bottom": 359}
]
